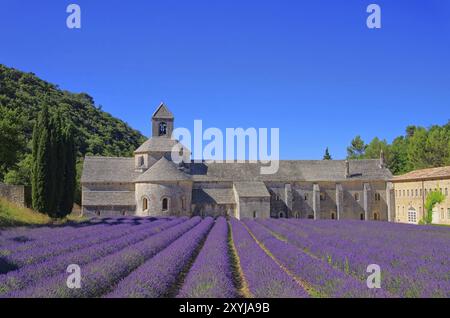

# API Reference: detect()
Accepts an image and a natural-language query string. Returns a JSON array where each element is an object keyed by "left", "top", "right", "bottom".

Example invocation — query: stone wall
[{"left": 0, "top": 183, "right": 31, "bottom": 207}]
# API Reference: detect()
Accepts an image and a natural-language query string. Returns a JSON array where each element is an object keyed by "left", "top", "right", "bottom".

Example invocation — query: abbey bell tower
[{"left": 152, "top": 102, "right": 174, "bottom": 138}]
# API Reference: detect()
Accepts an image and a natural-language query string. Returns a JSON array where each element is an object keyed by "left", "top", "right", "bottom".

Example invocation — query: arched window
[
  {"left": 279, "top": 212, "right": 285, "bottom": 218},
  {"left": 159, "top": 122, "right": 167, "bottom": 136},
  {"left": 374, "top": 212, "right": 379, "bottom": 220},
  {"left": 360, "top": 213, "right": 364, "bottom": 220},
  {"left": 354, "top": 193, "right": 360, "bottom": 201},
  {"left": 142, "top": 198, "right": 148, "bottom": 211},
  {"left": 162, "top": 197, "right": 169, "bottom": 211},
  {"left": 331, "top": 212, "right": 336, "bottom": 220},
  {"left": 253, "top": 211, "right": 257, "bottom": 219}
]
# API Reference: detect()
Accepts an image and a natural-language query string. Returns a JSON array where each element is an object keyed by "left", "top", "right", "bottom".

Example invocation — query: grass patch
[
  {"left": 227, "top": 220, "right": 252, "bottom": 298},
  {"left": 0, "top": 197, "right": 89, "bottom": 228}
]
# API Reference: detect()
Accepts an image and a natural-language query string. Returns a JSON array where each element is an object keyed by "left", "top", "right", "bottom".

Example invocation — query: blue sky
[{"left": 1, "top": 0, "right": 449, "bottom": 159}]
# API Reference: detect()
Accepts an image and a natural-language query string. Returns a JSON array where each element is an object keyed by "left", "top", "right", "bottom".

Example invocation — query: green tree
[
  {"left": 31, "top": 105, "right": 54, "bottom": 215},
  {"left": 323, "top": 147, "right": 332, "bottom": 160},
  {"left": 407, "top": 127, "right": 429, "bottom": 170},
  {"left": 347, "top": 136, "right": 367, "bottom": 159},
  {"left": 388, "top": 136, "right": 409, "bottom": 175},
  {"left": 364, "top": 137, "right": 390, "bottom": 160},
  {"left": 423, "top": 189, "right": 445, "bottom": 224},
  {"left": 0, "top": 107, "right": 25, "bottom": 180},
  {"left": 58, "top": 124, "right": 76, "bottom": 216},
  {"left": 3, "top": 154, "right": 33, "bottom": 186}
]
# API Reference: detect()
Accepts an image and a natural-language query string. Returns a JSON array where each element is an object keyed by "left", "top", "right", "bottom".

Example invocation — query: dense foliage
[
  {"left": 424, "top": 190, "right": 445, "bottom": 224},
  {"left": 0, "top": 64, "right": 146, "bottom": 202},
  {"left": 31, "top": 106, "right": 76, "bottom": 217},
  {"left": 347, "top": 124, "right": 450, "bottom": 174}
]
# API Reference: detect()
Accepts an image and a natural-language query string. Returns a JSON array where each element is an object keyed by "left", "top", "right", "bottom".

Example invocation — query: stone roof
[
  {"left": 81, "top": 156, "right": 140, "bottom": 183},
  {"left": 82, "top": 191, "right": 136, "bottom": 206},
  {"left": 152, "top": 103, "right": 174, "bottom": 119},
  {"left": 81, "top": 157, "right": 392, "bottom": 185},
  {"left": 135, "top": 157, "right": 191, "bottom": 183},
  {"left": 192, "top": 188, "right": 235, "bottom": 205},
  {"left": 134, "top": 137, "right": 183, "bottom": 154},
  {"left": 392, "top": 166, "right": 450, "bottom": 182},
  {"left": 234, "top": 181, "right": 270, "bottom": 198},
  {"left": 188, "top": 160, "right": 392, "bottom": 182}
]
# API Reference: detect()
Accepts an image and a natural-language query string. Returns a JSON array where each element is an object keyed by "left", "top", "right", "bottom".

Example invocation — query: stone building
[
  {"left": 81, "top": 103, "right": 394, "bottom": 220},
  {"left": 392, "top": 166, "right": 450, "bottom": 225},
  {"left": 0, "top": 183, "right": 31, "bottom": 208}
]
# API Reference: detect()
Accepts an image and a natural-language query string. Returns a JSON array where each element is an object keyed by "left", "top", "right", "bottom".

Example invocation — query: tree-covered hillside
[
  {"left": 346, "top": 124, "right": 450, "bottom": 175},
  {"left": 0, "top": 64, "right": 146, "bottom": 202}
]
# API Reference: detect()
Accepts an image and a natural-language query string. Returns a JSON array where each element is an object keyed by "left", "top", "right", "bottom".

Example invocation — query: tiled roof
[
  {"left": 134, "top": 137, "right": 182, "bottom": 154},
  {"left": 392, "top": 166, "right": 450, "bottom": 181},
  {"left": 82, "top": 191, "right": 136, "bottom": 206},
  {"left": 152, "top": 103, "right": 174, "bottom": 119},
  {"left": 134, "top": 157, "right": 191, "bottom": 183},
  {"left": 234, "top": 181, "right": 270, "bottom": 198},
  {"left": 188, "top": 160, "right": 392, "bottom": 182},
  {"left": 192, "top": 188, "right": 235, "bottom": 205},
  {"left": 81, "top": 157, "right": 140, "bottom": 183}
]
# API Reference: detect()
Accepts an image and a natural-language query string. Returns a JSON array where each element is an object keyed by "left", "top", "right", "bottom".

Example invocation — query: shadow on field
[{"left": 0, "top": 256, "right": 18, "bottom": 274}]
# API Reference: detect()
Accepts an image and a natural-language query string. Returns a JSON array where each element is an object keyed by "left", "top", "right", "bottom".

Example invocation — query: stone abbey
[{"left": 81, "top": 103, "right": 395, "bottom": 220}]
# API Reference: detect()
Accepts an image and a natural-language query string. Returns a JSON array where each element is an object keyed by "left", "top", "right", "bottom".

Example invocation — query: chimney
[
  {"left": 379, "top": 150, "right": 385, "bottom": 168},
  {"left": 345, "top": 160, "right": 350, "bottom": 178}
]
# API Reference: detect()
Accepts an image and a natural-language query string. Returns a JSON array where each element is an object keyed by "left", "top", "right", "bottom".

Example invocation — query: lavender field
[{"left": 0, "top": 216, "right": 448, "bottom": 298}]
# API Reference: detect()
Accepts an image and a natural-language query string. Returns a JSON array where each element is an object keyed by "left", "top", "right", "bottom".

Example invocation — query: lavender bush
[
  {"left": 107, "top": 217, "right": 214, "bottom": 298},
  {"left": 177, "top": 217, "right": 236, "bottom": 298},
  {"left": 230, "top": 218, "right": 308, "bottom": 298}
]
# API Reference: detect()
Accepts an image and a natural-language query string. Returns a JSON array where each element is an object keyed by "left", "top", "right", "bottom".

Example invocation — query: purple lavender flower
[{"left": 177, "top": 217, "right": 236, "bottom": 298}]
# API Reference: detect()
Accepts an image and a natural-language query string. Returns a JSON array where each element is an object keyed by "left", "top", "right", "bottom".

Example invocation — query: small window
[
  {"left": 162, "top": 198, "right": 169, "bottom": 211},
  {"left": 374, "top": 212, "right": 379, "bottom": 221},
  {"left": 403, "top": 190, "right": 406, "bottom": 197},
  {"left": 138, "top": 156, "right": 144, "bottom": 167},
  {"left": 95, "top": 210, "right": 100, "bottom": 216},
  {"left": 275, "top": 195, "right": 280, "bottom": 201},
  {"left": 375, "top": 193, "right": 381, "bottom": 201},
  {"left": 415, "top": 189, "right": 418, "bottom": 197},
  {"left": 320, "top": 192, "right": 326, "bottom": 201},
  {"left": 445, "top": 188, "right": 448, "bottom": 196},
  {"left": 304, "top": 194, "right": 308, "bottom": 201},
  {"left": 360, "top": 213, "right": 364, "bottom": 220},
  {"left": 331, "top": 212, "right": 336, "bottom": 220},
  {"left": 181, "top": 196, "right": 186, "bottom": 210},
  {"left": 354, "top": 193, "right": 360, "bottom": 201},
  {"left": 447, "top": 208, "right": 450, "bottom": 219},
  {"left": 253, "top": 211, "right": 257, "bottom": 219},
  {"left": 143, "top": 198, "right": 148, "bottom": 211},
  {"left": 279, "top": 212, "right": 285, "bottom": 218},
  {"left": 441, "top": 208, "right": 445, "bottom": 219},
  {"left": 407, "top": 189, "right": 410, "bottom": 197}
]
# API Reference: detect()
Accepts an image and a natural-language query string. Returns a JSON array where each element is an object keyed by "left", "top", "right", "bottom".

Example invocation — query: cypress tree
[
  {"left": 31, "top": 105, "right": 53, "bottom": 214},
  {"left": 59, "top": 124, "right": 76, "bottom": 216}
]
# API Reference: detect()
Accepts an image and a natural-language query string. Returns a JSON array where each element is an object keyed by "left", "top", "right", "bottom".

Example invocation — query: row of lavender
[
  {"left": 1, "top": 216, "right": 447, "bottom": 298},
  {"left": 258, "top": 219, "right": 450, "bottom": 297}
]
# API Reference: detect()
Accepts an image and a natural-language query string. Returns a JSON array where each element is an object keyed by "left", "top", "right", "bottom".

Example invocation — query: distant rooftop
[{"left": 392, "top": 166, "right": 450, "bottom": 182}]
